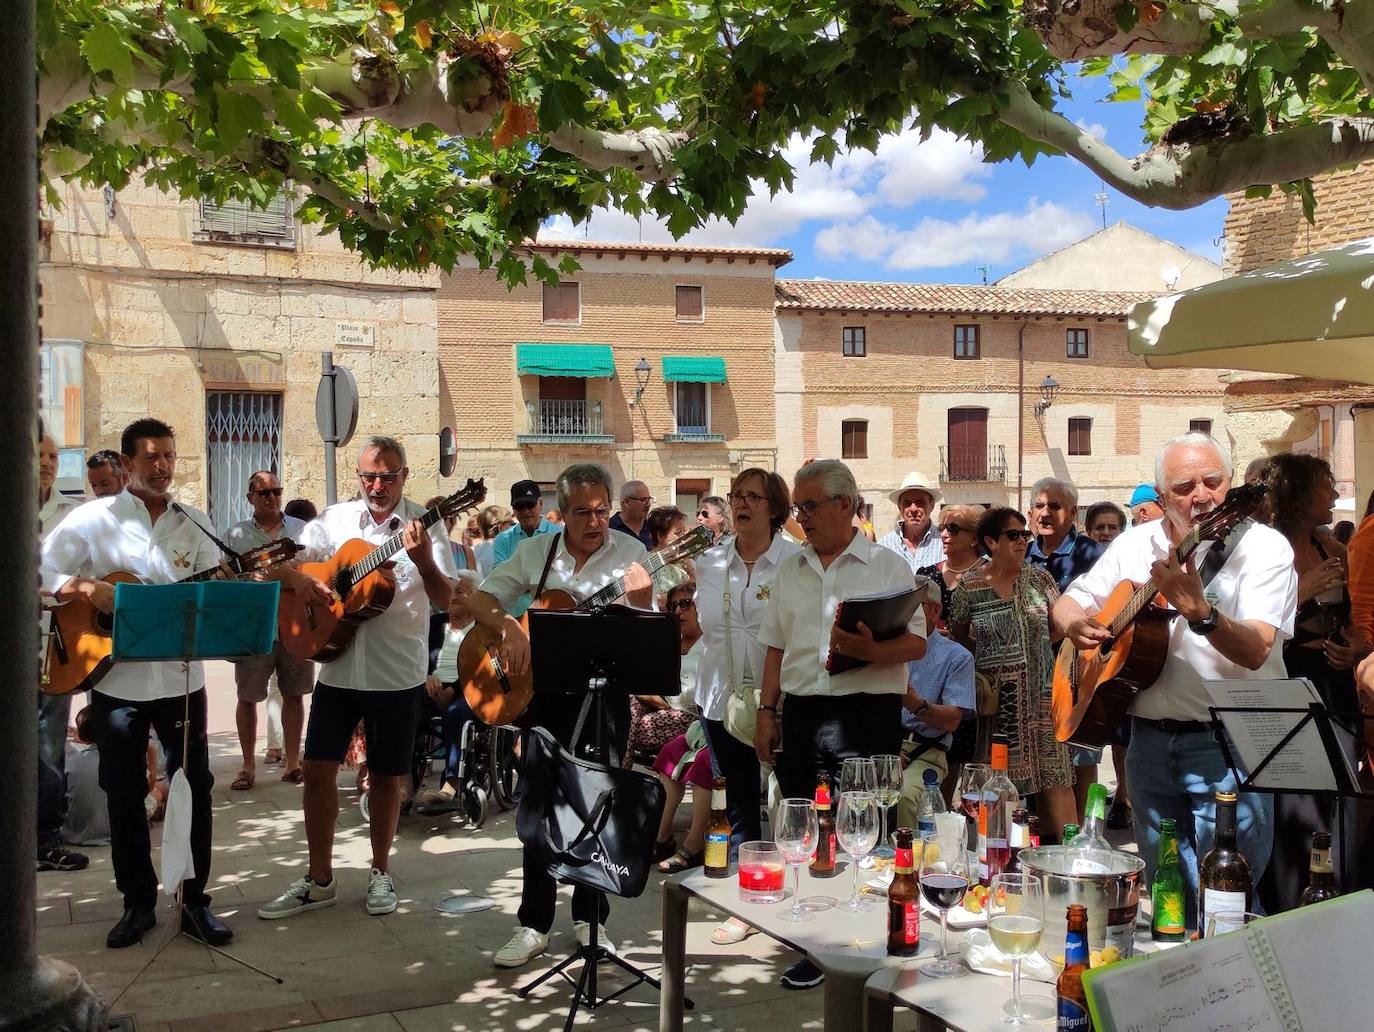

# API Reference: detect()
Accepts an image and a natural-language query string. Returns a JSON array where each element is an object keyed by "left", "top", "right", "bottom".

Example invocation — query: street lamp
[
  {"left": 1034, "top": 376, "right": 1059, "bottom": 419},
  {"left": 629, "top": 356, "right": 652, "bottom": 407}
]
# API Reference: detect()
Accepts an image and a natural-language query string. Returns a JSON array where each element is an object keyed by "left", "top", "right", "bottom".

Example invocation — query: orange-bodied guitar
[
  {"left": 278, "top": 479, "right": 486, "bottom": 662},
  {"left": 1050, "top": 484, "right": 1266, "bottom": 749},
  {"left": 42, "top": 539, "right": 300, "bottom": 697},
  {"left": 459, "top": 525, "right": 713, "bottom": 727}
]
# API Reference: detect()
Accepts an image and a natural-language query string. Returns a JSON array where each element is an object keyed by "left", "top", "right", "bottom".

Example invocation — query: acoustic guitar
[
  {"left": 1050, "top": 484, "right": 1267, "bottom": 749},
  {"left": 42, "top": 539, "right": 300, "bottom": 697},
  {"left": 278, "top": 478, "right": 487, "bottom": 662},
  {"left": 460, "top": 525, "right": 713, "bottom": 727}
]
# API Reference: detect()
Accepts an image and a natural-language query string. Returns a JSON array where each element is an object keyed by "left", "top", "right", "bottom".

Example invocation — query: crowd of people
[{"left": 32, "top": 418, "right": 1374, "bottom": 999}]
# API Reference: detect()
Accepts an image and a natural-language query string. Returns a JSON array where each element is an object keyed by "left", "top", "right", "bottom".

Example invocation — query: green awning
[
  {"left": 515, "top": 343, "right": 615, "bottom": 378},
  {"left": 662, "top": 356, "right": 727, "bottom": 383}
]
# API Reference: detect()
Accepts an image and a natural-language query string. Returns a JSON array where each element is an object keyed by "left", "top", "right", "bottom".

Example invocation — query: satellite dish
[{"left": 1161, "top": 264, "right": 1181, "bottom": 291}]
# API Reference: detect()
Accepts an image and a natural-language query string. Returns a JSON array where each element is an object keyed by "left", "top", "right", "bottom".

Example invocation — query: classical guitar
[
  {"left": 278, "top": 478, "right": 487, "bottom": 662},
  {"left": 1050, "top": 484, "right": 1267, "bottom": 749},
  {"left": 460, "top": 525, "right": 713, "bottom": 727},
  {"left": 41, "top": 539, "right": 300, "bottom": 697}
]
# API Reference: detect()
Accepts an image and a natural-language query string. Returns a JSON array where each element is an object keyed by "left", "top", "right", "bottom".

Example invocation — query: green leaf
[
  {"left": 164, "top": 9, "right": 208, "bottom": 55},
  {"left": 1113, "top": 3, "right": 1139, "bottom": 33},
  {"left": 215, "top": 93, "right": 266, "bottom": 154},
  {"left": 82, "top": 23, "right": 135, "bottom": 84},
  {"left": 258, "top": 37, "right": 301, "bottom": 90}
]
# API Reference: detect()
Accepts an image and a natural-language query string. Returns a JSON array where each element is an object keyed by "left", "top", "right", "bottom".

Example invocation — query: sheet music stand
[
  {"left": 1209, "top": 699, "right": 1372, "bottom": 892},
  {"left": 109, "top": 580, "right": 284, "bottom": 991},
  {"left": 516, "top": 605, "right": 692, "bottom": 1030}
]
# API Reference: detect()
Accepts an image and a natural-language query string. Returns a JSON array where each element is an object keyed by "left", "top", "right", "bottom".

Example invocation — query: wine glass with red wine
[{"left": 918, "top": 830, "right": 969, "bottom": 978}]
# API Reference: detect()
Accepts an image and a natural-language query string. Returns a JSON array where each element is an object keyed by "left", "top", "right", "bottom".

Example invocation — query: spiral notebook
[{"left": 1083, "top": 890, "right": 1374, "bottom": 1032}]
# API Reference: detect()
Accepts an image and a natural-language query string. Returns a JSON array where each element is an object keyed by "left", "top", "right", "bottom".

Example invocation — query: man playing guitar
[
  {"left": 468, "top": 462, "right": 653, "bottom": 970},
  {"left": 259, "top": 436, "right": 458, "bottom": 922},
  {"left": 1052, "top": 431, "right": 1296, "bottom": 927},
  {"left": 40, "top": 418, "right": 233, "bottom": 949}
]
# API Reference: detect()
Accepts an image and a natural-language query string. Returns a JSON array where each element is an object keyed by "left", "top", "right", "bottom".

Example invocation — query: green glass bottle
[{"left": 1151, "top": 818, "right": 1186, "bottom": 942}]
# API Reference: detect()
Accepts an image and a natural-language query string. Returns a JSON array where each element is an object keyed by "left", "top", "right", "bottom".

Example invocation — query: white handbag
[{"left": 721, "top": 587, "right": 760, "bottom": 746}]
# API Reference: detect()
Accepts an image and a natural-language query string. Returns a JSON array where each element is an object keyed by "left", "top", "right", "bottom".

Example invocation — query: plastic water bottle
[{"left": 916, "top": 767, "right": 946, "bottom": 837}]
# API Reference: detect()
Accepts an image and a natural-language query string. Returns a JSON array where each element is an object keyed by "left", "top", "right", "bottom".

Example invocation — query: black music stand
[{"left": 515, "top": 605, "right": 692, "bottom": 1030}]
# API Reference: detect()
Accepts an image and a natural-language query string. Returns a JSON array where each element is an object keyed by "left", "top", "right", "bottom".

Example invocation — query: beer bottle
[
  {"left": 1061, "top": 823, "right": 1079, "bottom": 844},
  {"left": 887, "top": 827, "right": 920, "bottom": 957},
  {"left": 704, "top": 776, "right": 731, "bottom": 879},
  {"left": 1150, "top": 818, "right": 1186, "bottom": 942},
  {"left": 810, "top": 772, "right": 837, "bottom": 877},
  {"left": 1199, "top": 790, "right": 1252, "bottom": 937},
  {"left": 980, "top": 736, "right": 1018, "bottom": 885},
  {"left": 1057, "top": 903, "right": 1092, "bottom": 1031},
  {"left": 1299, "top": 831, "right": 1338, "bottom": 906}
]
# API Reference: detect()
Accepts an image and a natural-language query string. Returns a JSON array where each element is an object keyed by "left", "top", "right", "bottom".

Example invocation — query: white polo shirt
[
  {"left": 693, "top": 533, "right": 801, "bottom": 721},
  {"left": 758, "top": 531, "right": 928, "bottom": 698},
  {"left": 1062, "top": 519, "right": 1297, "bottom": 722},
  {"left": 39, "top": 491, "right": 83, "bottom": 539},
  {"left": 479, "top": 529, "right": 649, "bottom": 612},
  {"left": 40, "top": 490, "right": 222, "bottom": 702},
  {"left": 298, "top": 498, "right": 459, "bottom": 692}
]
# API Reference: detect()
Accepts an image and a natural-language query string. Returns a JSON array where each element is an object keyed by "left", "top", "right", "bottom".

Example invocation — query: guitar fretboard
[
  {"left": 348, "top": 506, "right": 445, "bottom": 582},
  {"left": 1107, "top": 524, "right": 1204, "bottom": 634},
  {"left": 580, "top": 547, "right": 681, "bottom": 611}
]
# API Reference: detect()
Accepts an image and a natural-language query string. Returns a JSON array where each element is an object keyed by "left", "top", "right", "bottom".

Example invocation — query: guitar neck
[
  {"left": 350, "top": 506, "right": 443, "bottom": 580},
  {"left": 1109, "top": 525, "right": 1205, "bottom": 633},
  {"left": 580, "top": 548, "right": 676, "bottom": 611}
]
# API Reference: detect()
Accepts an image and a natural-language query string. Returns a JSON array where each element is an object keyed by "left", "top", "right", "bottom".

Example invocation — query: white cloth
[
  {"left": 160, "top": 769, "right": 195, "bottom": 894},
  {"left": 39, "top": 491, "right": 83, "bottom": 539},
  {"left": 758, "top": 531, "right": 928, "bottom": 698},
  {"left": 693, "top": 534, "right": 801, "bottom": 721},
  {"left": 297, "top": 498, "right": 460, "bottom": 692},
  {"left": 224, "top": 514, "right": 307, "bottom": 551},
  {"left": 1062, "top": 519, "right": 1297, "bottom": 722},
  {"left": 877, "top": 523, "right": 945, "bottom": 572},
  {"left": 479, "top": 529, "right": 650, "bottom": 612},
  {"left": 40, "top": 490, "right": 220, "bottom": 702},
  {"left": 432, "top": 621, "right": 473, "bottom": 684},
  {"left": 473, "top": 539, "right": 497, "bottom": 577},
  {"left": 962, "top": 928, "right": 1057, "bottom": 983}
]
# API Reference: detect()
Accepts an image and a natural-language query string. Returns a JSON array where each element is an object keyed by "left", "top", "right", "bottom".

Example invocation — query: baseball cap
[
  {"left": 510, "top": 480, "right": 541, "bottom": 507},
  {"left": 1128, "top": 483, "right": 1160, "bottom": 507}
]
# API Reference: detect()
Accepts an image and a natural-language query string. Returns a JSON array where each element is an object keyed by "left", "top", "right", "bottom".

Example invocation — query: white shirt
[
  {"left": 225, "top": 514, "right": 307, "bottom": 551},
  {"left": 433, "top": 621, "right": 473, "bottom": 684},
  {"left": 694, "top": 534, "right": 801, "bottom": 720},
  {"left": 877, "top": 522, "right": 945, "bottom": 572},
  {"left": 758, "top": 531, "right": 928, "bottom": 698},
  {"left": 675, "top": 645, "right": 700, "bottom": 712},
  {"left": 1063, "top": 519, "right": 1297, "bottom": 722},
  {"left": 40, "top": 490, "right": 222, "bottom": 702},
  {"left": 473, "top": 539, "right": 497, "bottom": 577},
  {"left": 39, "top": 490, "right": 83, "bottom": 539},
  {"left": 479, "top": 529, "right": 650, "bottom": 612},
  {"left": 298, "top": 498, "right": 460, "bottom": 692}
]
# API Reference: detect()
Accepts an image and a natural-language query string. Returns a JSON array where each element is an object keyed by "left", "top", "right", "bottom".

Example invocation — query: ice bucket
[{"left": 1016, "top": 846, "right": 1146, "bottom": 963}]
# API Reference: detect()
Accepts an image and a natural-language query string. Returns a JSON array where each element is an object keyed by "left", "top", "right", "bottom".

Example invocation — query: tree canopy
[{"left": 38, "top": 0, "right": 1374, "bottom": 282}]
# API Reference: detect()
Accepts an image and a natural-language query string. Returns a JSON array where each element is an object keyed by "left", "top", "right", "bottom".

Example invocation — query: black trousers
[
  {"left": 700, "top": 717, "right": 761, "bottom": 861},
  {"left": 779, "top": 692, "right": 903, "bottom": 800},
  {"left": 91, "top": 689, "right": 215, "bottom": 910},
  {"left": 517, "top": 691, "right": 630, "bottom": 934}
]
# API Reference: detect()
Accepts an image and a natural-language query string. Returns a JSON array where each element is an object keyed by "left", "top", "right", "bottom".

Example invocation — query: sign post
[{"left": 315, "top": 352, "right": 358, "bottom": 506}]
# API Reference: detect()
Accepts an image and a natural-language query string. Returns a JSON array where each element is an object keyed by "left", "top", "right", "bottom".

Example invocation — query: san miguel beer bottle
[
  {"left": 1057, "top": 903, "right": 1092, "bottom": 1031},
  {"left": 1199, "top": 791, "right": 1252, "bottom": 937},
  {"left": 887, "top": 827, "right": 920, "bottom": 957},
  {"left": 810, "top": 772, "right": 837, "bottom": 877},
  {"left": 1299, "top": 831, "right": 1338, "bottom": 906},
  {"left": 1150, "top": 818, "right": 1186, "bottom": 942},
  {"left": 704, "top": 776, "right": 730, "bottom": 879}
]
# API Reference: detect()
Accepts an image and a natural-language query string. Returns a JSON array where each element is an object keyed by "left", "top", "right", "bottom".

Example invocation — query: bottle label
[
  {"left": 1203, "top": 887, "right": 1248, "bottom": 936},
  {"left": 815, "top": 784, "right": 831, "bottom": 809},
  {"left": 888, "top": 899, "right": 920, "bottom": 946},
  {"left": 1310, "top": 848, "right": 1332, "bottom": 874},
  {"left": 1057, "top": 997, "right": 1090, "bottom": 1030},
  {"left": 704, "top": 833, "right": 728, "bottom": 870},
  {"left": 1106, "top": 903, "right": 1137, "bottom": 958},
  {"left": 1064, "top": 930, "right": 1088, "bottom": 966},
  {"left": 894, "top": 846, "right": 914, "bottom": 874},
  {"left": 1152, "top": 880, "right": 1186, "bottom": 937},
  {"left": 710, "top": 789, "right": 726, "bottom": 810},
  {"left": 917, "top": 816, "right": 935, "bottom": 836}
]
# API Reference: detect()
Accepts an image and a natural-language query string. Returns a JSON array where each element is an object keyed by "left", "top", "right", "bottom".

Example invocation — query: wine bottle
[
  {"left": 1057, "top": 904, "right": 1092, "bottom": 1030},
  {"left": 1067, "top": 783, "right": 1113, "bottom": 875},
  {"left": 1299, "top": 831, "right": 1338, "bottom": 906},
  {"left": 1199, "top": 791, "right": 1252, "bottom": 937},
  {"left": 810, "top": 772, "right": 837, "bottom": 877},
  {"left": 704, "top": 776, "right": 730, "bottom": 879},
  {"left": 887, "top": 827, "right": 920, "bottom": 957},
  {"left": 980, "top": 736, "right": 1018, "bottom": 886},
  {"left": 1150, "top": 817, "right": 1186, "bottom": 942}
]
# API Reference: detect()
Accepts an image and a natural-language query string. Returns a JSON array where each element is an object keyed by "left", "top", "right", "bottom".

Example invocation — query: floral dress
[{"left": 949, "top": 564, "right": 1071, "bottom": 793}]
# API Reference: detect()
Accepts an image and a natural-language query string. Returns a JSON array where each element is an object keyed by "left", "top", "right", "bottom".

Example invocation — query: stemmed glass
[
  {"left": 839, "top": 758, "right": 876, "bottom": 865},
  {"left": 988, "top": 873, "right": 1046, "bottom": 1027},
  {"left": 774, "top": 798, "right": 819, "bottom": 923},
  {"left": 871, "top": 754, "right": 902, "bottom": 860},
  {"left": 835, "top": 791, "right": 879, "bottom": 913},
  {"left": 959, "top": 762, "right": 990, "bottom": 870},
  {"left": 918, "top": 831, "right": 970, "bottom": 978}
]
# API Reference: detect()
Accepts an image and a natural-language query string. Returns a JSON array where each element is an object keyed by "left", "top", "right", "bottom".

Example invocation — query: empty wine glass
[
  {"left": 988, "top": 872, "right": 1045, "bottom": 1027},
  {"left": 839, "top": 756, "right": 877, "bottom": 796},
  {"left": 959, "top": 762, "right": 990, "bottom": 871},
  {"left": 773, "top": 798, "right": 819, "bottom": 923},
  {"left": 835, "top": 791, "right": 879, "bottom": 913},
  {"left": 918, "top": 831, "right": 969, "bottom": 978},
  {"left": 871, "top": 754, "right": 902, "bottom": 860}
]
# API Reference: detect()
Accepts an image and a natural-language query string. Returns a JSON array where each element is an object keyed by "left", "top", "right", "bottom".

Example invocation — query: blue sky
[{"left": 543, "top": 73, "right": 1230, "bottom": 284}]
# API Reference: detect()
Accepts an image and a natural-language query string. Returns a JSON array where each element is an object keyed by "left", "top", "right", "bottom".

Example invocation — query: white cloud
[
  {"left": 1074, "top": 118, "right": 1109, "bottom": 144},
  {"left": 814, "top": 200, "right": 1098, "bottom": 271}
]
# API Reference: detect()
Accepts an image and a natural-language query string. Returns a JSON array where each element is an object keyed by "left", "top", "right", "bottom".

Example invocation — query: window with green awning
[
  {"left": 515, "top": 343, "right": 616, "bottom": 378},
  {"left": 661, "top": 356, "right": 727, "bottom": 383}
]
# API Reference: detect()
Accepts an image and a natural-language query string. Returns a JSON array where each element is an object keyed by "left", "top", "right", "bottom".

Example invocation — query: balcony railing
[
  {"left": 939, "top": 444, "right": 1008, "bottom": 483},
  {"left": 517, "top": 399, "right": 613, "bottom": 444}
]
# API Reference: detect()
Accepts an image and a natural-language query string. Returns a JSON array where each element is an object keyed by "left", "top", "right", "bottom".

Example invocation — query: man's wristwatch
[
  {"left": 1188, "top": 605, "right": 1221, "bottom": 636},
  {"left": 757, "top": 703, "right": 778, "bottom": 715}
]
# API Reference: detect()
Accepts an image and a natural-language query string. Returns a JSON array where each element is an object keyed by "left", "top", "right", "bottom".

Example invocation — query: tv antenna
[
  {"left": 1095, "top": 180, "right": 1109, "bottom": 229},
  {"left": 976, "top": 264, "right": 989, "bottom": 285}
]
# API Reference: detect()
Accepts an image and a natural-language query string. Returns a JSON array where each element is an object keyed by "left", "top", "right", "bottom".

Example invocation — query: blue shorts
[
  {"left": 1070, "top": 745, "right": 1103, "bottom": 767},
  {"left": 303, "top": 682, "right": 422, "bottom": 776}
]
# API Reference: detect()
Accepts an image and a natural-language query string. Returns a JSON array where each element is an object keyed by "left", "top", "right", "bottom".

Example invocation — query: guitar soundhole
[
  {"left": 97, "top": 612, "right": 113, "bottom": 633},
  {"left": 1099, "top": 638, "right": 1114, "bottom": 659},
  {"left": 334, "top": 572, "right": 351, "bottom": 599}
]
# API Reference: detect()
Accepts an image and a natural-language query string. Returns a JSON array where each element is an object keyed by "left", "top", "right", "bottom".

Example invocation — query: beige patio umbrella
[{"left": 1128, "top": 237, "right": 1374, "bottom": 384}]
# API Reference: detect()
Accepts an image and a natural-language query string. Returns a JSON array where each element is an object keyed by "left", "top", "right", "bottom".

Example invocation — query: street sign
[
  {"left": 315, "top": 360, "right": 358, "bottom": 448},
  {"left": 438, "top": 427, "right": 457, "bottom": 477}
]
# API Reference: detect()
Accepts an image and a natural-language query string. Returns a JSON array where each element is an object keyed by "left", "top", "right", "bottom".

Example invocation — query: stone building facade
[{"left": 39, "top": 180, "right": 443, "bottom": 529}]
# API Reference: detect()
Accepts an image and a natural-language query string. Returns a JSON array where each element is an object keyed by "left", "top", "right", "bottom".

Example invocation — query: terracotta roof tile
[
  {"left": 775, "top": 279, "right": 1155, "bottom": 317},
  {"left": 527, "top": 240, "right": 793, "bottom": 267}
]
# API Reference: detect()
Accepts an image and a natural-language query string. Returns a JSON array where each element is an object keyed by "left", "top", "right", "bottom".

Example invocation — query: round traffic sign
[
  {"left": 315, "top": 364, "right": 359, "bottom": 447},
  {"left": 438, "top": 427, "right": 457, "bottom": 477}
]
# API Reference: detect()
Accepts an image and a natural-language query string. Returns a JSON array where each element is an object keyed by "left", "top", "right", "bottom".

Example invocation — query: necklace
[{"left": 945, "top": 559, "right": 981, "bottom": 574}]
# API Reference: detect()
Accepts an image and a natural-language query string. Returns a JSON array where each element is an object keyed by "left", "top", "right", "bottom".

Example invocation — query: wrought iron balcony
[
  {"left": 938, "top": 444, "right": 1008, "bottom": 483},
  {"left": 516, "top": 399, "right": 613, "bottom": 445}
]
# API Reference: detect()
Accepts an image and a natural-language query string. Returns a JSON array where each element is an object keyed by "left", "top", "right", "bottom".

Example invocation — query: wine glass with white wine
[
  {"left": 871, "top": 754, "right": 902, "bottom": 860},
  {"left": 988, "top": 872, "right": 1045, "bottom": 1028}
]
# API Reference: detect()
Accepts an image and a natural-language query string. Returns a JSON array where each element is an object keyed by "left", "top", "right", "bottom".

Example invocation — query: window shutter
[
  {"left": 842, "top": 419, "right": 868, "bottom": 459},
  {"left": 1068, "top": 418, "right": 1092, "bottom": 456},
  {"left": 197, "top": 192, "right": 294, "bottom": 244},
  {"left": 542, "top": 282, "right": 581, "bottom": 322},
  {"left": 675, "top": 285, "right": 703, "bottom": 320}
]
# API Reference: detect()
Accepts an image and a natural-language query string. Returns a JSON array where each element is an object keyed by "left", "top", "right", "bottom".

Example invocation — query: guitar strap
[
  {"left": 533, "top": 532, "right": 561, "bottom": 600},
  {"left": 1197, "top": 518, "right": 1252, "bottom": 589}
]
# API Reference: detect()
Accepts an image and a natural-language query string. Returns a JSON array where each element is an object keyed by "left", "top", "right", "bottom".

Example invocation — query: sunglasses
[
  {"left": 668, "top": 598, "right": 696, "bottom": 613},
  {"left": 939, "top": 523, "right": 969, "bottom": 534},
  {"left": 357, "top": 470, "right": 403, "bottom": 484},
  {"left": 254, "top": 487, "right": 283, "bottom": 497},
  {"left": 998, "top": 528, "right": 1033, "bottom": 542}
]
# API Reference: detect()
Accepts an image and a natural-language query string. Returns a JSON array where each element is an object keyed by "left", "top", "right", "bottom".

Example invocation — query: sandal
[
  {"left": 230, "top": 770, "right": 255, "bottom": 791},
  {"left": 711, "top": 917, "right": 759, "bottom": 946},
  {"left": 264, "top": 749, "right": 283, "bottom": 765},
  {"left": 657, "top": 848, "right": 703, "bottom": 874},
  {"left": 281, "top": 767, "right": 304, "bottom": 785},
  {"left": 652, "top": 838, "right": 676, "bottom": 863}
]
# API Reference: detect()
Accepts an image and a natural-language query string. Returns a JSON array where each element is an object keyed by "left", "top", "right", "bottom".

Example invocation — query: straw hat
[{"left": 889, "top": 472, "right": 943, "bottom": 507}]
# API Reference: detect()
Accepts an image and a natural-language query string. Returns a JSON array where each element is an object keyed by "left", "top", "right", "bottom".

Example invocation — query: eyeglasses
[
  {"left": 939, "top": 523, "right": 968, "bottom": 534},
  {"left": 998, "top": 528, "right": 1033, "bottom": 542},
  {"left": 727, "top": 491, "right": 768, "bottom": 507},
  {"left": 570, "top": 506, "right": 612, "bottom": 521},
  {"left": 668, "top": 598, "right": 696, "bottom": 613},
  {"left": 627, "top": 495, "right": 653, "bottom": 504},
  {"left": 255, "top": 488, "right": 284, "bottom": 497},
  {"left": 790, "top": 496, "right": 843, "bottom": 519},
  {"left": 357, "top": 470, "right": 403, "bottom": 484}
]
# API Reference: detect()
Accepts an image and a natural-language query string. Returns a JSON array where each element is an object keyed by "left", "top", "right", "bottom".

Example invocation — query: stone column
[{"left": 0, "top": 5, "right": 102, "bottom": 1029}]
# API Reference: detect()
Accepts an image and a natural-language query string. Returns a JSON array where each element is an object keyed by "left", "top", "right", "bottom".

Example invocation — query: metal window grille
[
  {"left": 675, "top": 383, "right": 708, "bottom": 433},
  {"left": 195, "top": 191, "right": 295, "bottom": 246},
  {"left": 206, "top": 391, "right": 283, "bottom": 530}
]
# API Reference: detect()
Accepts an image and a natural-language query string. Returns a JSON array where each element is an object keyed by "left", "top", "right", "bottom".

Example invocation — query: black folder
[{"left": 825, "top": 586, "right": 920, "bottom": 675}]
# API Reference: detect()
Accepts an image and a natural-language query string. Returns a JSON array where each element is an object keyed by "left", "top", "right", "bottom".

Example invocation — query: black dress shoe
[
  {"left": 106, "top": 906, "right": 156, "bottom": 949},
  {"left": 181, "top": 905, "right": 234, "bottom": 946}
]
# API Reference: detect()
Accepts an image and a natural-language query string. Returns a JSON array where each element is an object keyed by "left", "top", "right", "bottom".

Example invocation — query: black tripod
[{"left": 514, "top": 606, "right": 694, "bottom": 1030}]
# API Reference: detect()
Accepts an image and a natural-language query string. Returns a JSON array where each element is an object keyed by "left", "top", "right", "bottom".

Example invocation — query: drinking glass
[
  {"left": 773, "top": 798, "right": 819, "bottom": 923},
  {"left": 835, "top": 791, "right": 880, "bottom": 913},
  {"left": 839, "top": 758, "right": 876, "bottom": 865},
  {"left": 918, "top": 831, "right": 970, "bottom": 978},
  {"left": 738, "top": 841, "right": 785, "bottom": 904},
  {"left": 1205, "top": 911, "right": 1264, "bottom": 938},
  {"left": 959, "top": 763, "right": 990, "bottom": 868},
  {"left": 988, "top": 873, "right": 1046, "bottom": 1027},
  {"left": 871, "top": 754, "right": 903, "bottom": 860}
]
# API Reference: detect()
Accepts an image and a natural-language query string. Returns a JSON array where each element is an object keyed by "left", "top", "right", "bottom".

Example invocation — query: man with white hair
[
  {"left": 1053, "top": 432, "right": 1296, "bottom": 927},
  {"left": 1026, "top": 476, "right": 1104, "bottom": 591},
  {"left": 609, "top": 478, "right": 654, "bottom": 547},
  {"left": 878, "top": 471, "right": 945, "bottom": 571}
]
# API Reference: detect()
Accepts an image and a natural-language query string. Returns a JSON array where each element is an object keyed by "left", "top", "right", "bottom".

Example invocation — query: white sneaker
[
  {"left": 366, "top": 867, "right": 398, "bottom": 915},
  {"left": 494, "top": 926, "right": 549, "bottom": 968},
  {"left": 258, "top": 875, "right": 337, "bottom": 920},
  {"left": 575, "top": 920, "right": 617, "bottom": 956}
]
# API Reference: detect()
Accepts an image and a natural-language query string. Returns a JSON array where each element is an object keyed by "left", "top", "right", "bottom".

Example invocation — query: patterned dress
[{"left": 949, "top": 564, "right": 1071, "bottom": 793}]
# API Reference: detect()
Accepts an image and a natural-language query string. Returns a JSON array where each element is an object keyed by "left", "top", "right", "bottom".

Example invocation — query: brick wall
[{"left": 1223, "top": 162, "right": 1374, "bottom": 274}]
